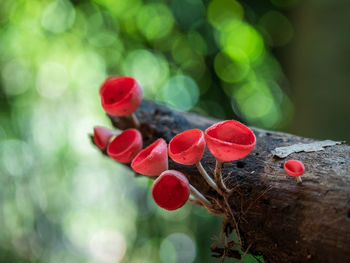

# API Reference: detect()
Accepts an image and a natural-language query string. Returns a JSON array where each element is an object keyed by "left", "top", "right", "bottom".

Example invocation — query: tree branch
[{"left": 97, "top": 100, "right": 350, "bottom": 263}]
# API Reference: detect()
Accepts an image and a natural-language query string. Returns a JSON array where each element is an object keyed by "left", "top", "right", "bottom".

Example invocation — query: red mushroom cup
[
  {"left": 107, "top": 128, "right": 142, "bottom": 163},
  {"left": 284, "top": 160, "right": 305, "bottom": 184},
  {"left": 204, "top": 120, "right": 256, "bottom": 193},
  {"left": 131, "top": 138, "right": 168, "bottom": 176},
  {"left": 152, "top": 170, "right": 190, "bottom": 211},
  {"left": 168, "top": 129, "right": 220, "bottom": 193},
  {"left": 169, "top": 129, "right": 205, "bottom": 165},
  {"left": 204, "top": 120, "right": 256, "bottom": 163},
  {"left": 100, "top": 76, "right": 142, "bottom": 117},
  {"left": 93, "top": 126, "right": 116, "bottom": 150}
]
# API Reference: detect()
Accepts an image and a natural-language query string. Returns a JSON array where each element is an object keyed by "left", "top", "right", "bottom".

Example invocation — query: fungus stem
[
  {"left": 129, "top": 113, "right": 140, "bottom": 129},
  {"left": 214, "top": 160, "right": 231, "bottom": 193},
  {"left": 189, "top": 184, "right": 212, "bottom": 208},
  {"left": 189, "top": 192, "right": 223, "bottom": 215},
  {"left": 189, "top": 194, "right": 203, "bottom": 206},
  {"left": 196, "top": 162, "right": 221, "bottom": 194},
  {"left": 112, "top": 130, "right": 121, "bottom": 136},
  {"left": 296, "top": 176, "right": 302, "bottom": 184}
]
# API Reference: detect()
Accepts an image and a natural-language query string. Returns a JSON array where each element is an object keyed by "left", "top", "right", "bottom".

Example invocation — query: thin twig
[
  {"left": 223, "top": 196, "right": 242, "bottom": 247},
  {"left": 252, "top": 254, "right": 263, "bottom": 263},
  {"left": 221, "top": 235, "right": 228, "bottom": 263},
  {"left": 241, "top": 243, "right": 252, "bottom": 263}
]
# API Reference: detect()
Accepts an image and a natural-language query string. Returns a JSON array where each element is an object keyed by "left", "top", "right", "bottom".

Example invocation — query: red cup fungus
[
  {"left": 131, "top": 138, "right": 168, "bottom": 176},
  {"left": 107, "top": 128, "right": 142, "bottom": 163},
  {"left": 284, "top": 160, "right": 305, "bottom": 184},
  {"left": 93, "top": 126, "right": 116, "bottom": 150},
  {"left": 168, "top": 129, "right": 220, "bottom": 193},
  {"left": 204, "top": 120, "right": 256, "bottom": 193},
  {"left": 204, "top": 120, "right": 256, "bottom": 163},
  {"left": 152, "top": 170, "right": 190, "bottom": 211},
  {"left": 169, "top": 129, "right": 205, "bottom": 165},
  {"left": 100, "top": 76, "right": 142, "bottom": 117}
]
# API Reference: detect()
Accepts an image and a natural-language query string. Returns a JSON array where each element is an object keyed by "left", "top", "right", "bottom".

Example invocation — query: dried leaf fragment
[{"left": 272, "top": 140, "right": 342, "bottom": 158}]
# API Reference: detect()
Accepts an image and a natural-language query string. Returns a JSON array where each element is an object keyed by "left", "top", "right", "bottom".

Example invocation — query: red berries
[
  {"left": 205, "top": 120, "right": 256, "bottom": 162},
  {"left": 93, "top": 126, "right": 115, "bottom": 150},
  {"left": 131, "top": 138, "right": 168, "bottom": 176},
  {"left": 169, "top": 129, "right": 205, "bottom": 165},
  {"left": 284, "top": 160, "right": 305, "bottom": 184},
  {"left": 100, "top": 76, "right": 142, "bottom": 116},
  {"left": 152, "top": 170, "right": 190, "bottom": 211},
  {"left": 107, "top": 128, "right": 142, "bottom": 163}
]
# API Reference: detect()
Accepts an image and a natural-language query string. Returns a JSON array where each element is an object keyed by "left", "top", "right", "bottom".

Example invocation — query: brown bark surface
[{"left": 103, "top": 100, "right": 350, "bottom": 263}]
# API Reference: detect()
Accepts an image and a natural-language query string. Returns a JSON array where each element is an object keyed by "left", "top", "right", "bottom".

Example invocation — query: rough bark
[{"left": 100, "top": 100, "right": 350, "bottom": 263}]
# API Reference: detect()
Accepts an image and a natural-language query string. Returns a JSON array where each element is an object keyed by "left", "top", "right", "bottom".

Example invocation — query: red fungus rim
[
  {"left": 101, "top": 76, "right": 137, "bottom": 106},
  {"left": 93, "top": 127, "right": 105, "bottom": 149},
  {"left": 107, "top": 129, "right": 140, "bottom": 156},
  {"left": 169, "top": 129, "right": 203, "bottom": 155},
  {"left": 284, "top": 160, "right": 305, "bottom": 177},
  {"left": 132, "top": 138, "right": 166, "bottom": 167},
  {"left": 93, "top": 126, "right": 113, "bottom": 149},
  {"left": 152, "top": 170, "right": 190, "bottom": 211},
  {"left": 205, "top": 120, "right": 256, "bottom": 149}
]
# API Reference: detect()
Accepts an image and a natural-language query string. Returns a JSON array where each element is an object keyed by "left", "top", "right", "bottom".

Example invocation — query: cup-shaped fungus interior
[
  {"left": 206, "top": 121, "right": 255, "bottom": 146},
  {"left": 107, "top": 129, "right": 142, "bottom": 163},
  {"left": 205, "top": 120, "right": 256, "bottom": 162},
  {"left": 101, "top": 77, "right": 135, "bottom": 105},
  {"left": 131, "top": 138, "right": 168, "bottom": 176},
  {"left": 100, "top": 76, "right": 142, "bottom": 116},
  {"left": 132, "top": 140, "right": 159, "bottom": 166},
  {"left": 152, "top": 170, "right": 190, "bottom": 211},
  {"left": 93, "top": 126, "right": 114, "bottom": 150},
  {"left": 284, "top": 160, "right": 305, "bottom": 177},
  {"left": 169, "top": 129, "right": 205, "bottom": 165}
]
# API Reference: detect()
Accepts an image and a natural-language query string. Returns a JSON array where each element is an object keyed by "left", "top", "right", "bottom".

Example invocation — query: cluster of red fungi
[{"left": 93, "top": 76, "right": 305, "bottom": 211}]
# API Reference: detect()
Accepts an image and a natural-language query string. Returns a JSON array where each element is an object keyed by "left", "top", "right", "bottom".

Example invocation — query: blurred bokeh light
[{"left": 1, "top": 0, "right": 349, "bottom": 262}]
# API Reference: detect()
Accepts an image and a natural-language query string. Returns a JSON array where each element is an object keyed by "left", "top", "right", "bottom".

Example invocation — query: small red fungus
[
  {"left": 100, "top": 76, "right": 142, "bottom": 116},
  {"left": 93, "top": 126, "right": 116, "bottom": 150},
  {"left": 204, "top": 120, "right": 256, "bottom": 162},
  {"left": 284, "top": 160, "right": 305, "bottom": 184},
  {"left": 169, "top": 129, "right": 205, "bottom": 165},
  {"left": 152, "top": 170, "right": 190, "bottom": 211},
  {"left": 131, "top": 138, "right": 168, "bottom": 176},
  {"left": 107, "top": 128, "right": 142, "bottom": 163}
]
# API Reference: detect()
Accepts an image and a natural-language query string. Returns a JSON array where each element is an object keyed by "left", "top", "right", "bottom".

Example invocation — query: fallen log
[{"left": 96, "top": 100, "right": 350, "bottom": 263}]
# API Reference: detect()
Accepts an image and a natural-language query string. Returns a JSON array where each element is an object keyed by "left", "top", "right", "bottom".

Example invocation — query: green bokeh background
[{"left": 0, "top": 0, "right": 349, "bottom": 262}]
